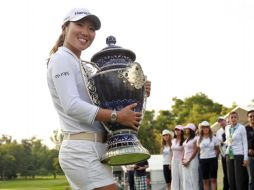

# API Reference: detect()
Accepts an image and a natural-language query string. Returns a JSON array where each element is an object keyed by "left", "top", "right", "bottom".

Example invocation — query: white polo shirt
[
  {"left": 47, "top": 46, "right": 104, "bottom": 134},
  {"left": 197, "top": 136, "right": 219, "bottom": 159}
]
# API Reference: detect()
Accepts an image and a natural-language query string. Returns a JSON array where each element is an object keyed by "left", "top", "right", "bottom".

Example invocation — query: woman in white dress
[
  {"left": 171, "top": 125, "right": 185, "bottom": 190},
  {"left": 182, "top": 123, "right": 199, "bottom": 190}
]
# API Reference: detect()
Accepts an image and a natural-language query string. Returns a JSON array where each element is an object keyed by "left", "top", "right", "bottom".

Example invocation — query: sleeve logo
[{"left": 55, "top": 72, "right": 70, "bottom": 78}]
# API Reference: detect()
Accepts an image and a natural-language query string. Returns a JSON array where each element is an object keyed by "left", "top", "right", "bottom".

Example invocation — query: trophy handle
[
  {"left": 80, "top": 60, "right": 101, "bottom": 77},
  {"left": 80, "top": 60, "right": 114, "bottom": 135},
  {"left": 141, "top": 75, "right": 147, "bottom": 122},
  {"left": 101, "top": 122, "right": 113, "bottom": 135}
]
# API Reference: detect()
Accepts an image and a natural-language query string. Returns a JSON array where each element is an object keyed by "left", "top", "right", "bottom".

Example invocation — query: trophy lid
[{"left": 91, "top": 36, "right": 136, "bottom": 68}]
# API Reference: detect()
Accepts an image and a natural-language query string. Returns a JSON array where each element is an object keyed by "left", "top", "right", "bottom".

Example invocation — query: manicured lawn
[
  {"left": 0, "top": 175, "right": 70, "bottom": 190},
  {"left": 217, "top": 160, "right": 223, "bottom": 190},
  {"left": 0, "top": 164, "right": 224, "bottom": 190}
]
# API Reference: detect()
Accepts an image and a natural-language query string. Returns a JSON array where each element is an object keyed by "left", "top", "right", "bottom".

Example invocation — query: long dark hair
[
  {"left": 186, "top": 129, "right": 196, "bottom": 143},
  {"left": 173, "top": 130, "right": 185, "bottom": 146},
  {"left": 47, "top": 22, "right": 69, "bottom": 65}
]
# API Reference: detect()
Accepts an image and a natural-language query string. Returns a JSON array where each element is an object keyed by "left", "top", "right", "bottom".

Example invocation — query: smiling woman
[
  {"left": 48, "top": 8, "right": 100, "bottom": 59},
  {"left": 1, "top": 3, "right": 254, "bottom": 189},
  {"left": 47, "top": 8, "right": 116, "bottom": 190},
  {"left": 46, "top": 7, "right": 151, "bottom": 190}
]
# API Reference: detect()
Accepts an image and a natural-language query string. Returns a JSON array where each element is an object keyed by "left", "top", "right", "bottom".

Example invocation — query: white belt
[{"left": 63, "top": 132, "right": 106, "bottom": 143}]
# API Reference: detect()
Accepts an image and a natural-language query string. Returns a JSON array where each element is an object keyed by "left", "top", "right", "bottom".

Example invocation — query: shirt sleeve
[
  {"left": 225, "top": 125, "right": 230, "bottom": 146},
  {"left": 241, "top": 125, "right": 248, "bottom": 160},
  {"left": 216, "top": 130, "right": 221, "bottom": 141},
  {"left": 50, "top": 56, "right": 99, "bottom": 126},
  {"left": 214, "top": 136, "right": 220, "bottom": 146}
]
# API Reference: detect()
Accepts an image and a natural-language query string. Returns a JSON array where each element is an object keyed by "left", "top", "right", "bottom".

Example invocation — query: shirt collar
[{"left": 59, "top": 46, "right": 80, "bottom": 63}]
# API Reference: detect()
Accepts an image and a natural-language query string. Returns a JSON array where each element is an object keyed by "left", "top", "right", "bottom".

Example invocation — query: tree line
[
  {"left": 138, "top": 92, "right": 234, "bottom": 154},
  {"left": 0, "top": 135, "right": 62, "bottom": 180},
  {"left": 0, "top": 92, "right": 236, "bottom": 180}
]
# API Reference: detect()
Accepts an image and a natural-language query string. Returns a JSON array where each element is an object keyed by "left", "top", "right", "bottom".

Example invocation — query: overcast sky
[{"left": 0, "top": 0, "right": 253, "bottom": 148}]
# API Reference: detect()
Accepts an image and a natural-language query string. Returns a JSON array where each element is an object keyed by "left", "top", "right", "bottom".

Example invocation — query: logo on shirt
[{"left": 55, "top": 72, "right": 69, "bottom": 79}]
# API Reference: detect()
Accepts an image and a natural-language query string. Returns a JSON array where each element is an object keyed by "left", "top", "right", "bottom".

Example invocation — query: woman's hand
[
  {"left": 145, "top": 80, "right": 151, "bottom": 97},
  {"left": 243, "top": 160, "right": 248, "bottom": 167},
  {"left": 182, "top": 159, "right": 190, "bottom": 167},
  {"left": 117, "top": 103, "right": 142, "bottom": 130},
  {"left": 249, "top": 149, "right": 254, "bottom": 156}
]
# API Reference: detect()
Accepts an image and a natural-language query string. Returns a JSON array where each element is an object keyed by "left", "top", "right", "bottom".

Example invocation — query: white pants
[
  {"left": 171, "top": 159, "right": 183, "bottom": 190},
  {"left": 59, "top": 140, "right": 114, "bottom": 190},
  {"left": 182, "top": 156, "right": 199, "bottom": 190}
]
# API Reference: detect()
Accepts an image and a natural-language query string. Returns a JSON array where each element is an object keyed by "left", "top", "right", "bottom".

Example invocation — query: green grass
[
  {"left": 217, "top": 160, "right": 223, "bottom": 190},
  {"left": 0, "top": 163, "right": 224, "bottom": 190},
  {"left": 0, "top": 176, "right": 70, "bottom": 190}
]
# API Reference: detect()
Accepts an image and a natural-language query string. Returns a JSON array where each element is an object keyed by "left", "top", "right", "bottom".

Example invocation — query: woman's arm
[
  {"left": 241, "top": 125, "right": 248, "bottom": 166},
  {"left": 96, "top": 103, "right": 142, "bottom": 130},
  {"left": 215, "top": 145, "right": 220, "bottom": 157},
  {"left": 50, "top": 57, "right": 99, "bottom": 125},
  {"left": 183, "top": 140, "right": 198, "bottom": 166}
]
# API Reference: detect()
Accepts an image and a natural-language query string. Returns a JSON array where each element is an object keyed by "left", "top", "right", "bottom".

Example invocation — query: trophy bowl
[{"left": 80, "top": 36, "right": 150, "bottom": 166}]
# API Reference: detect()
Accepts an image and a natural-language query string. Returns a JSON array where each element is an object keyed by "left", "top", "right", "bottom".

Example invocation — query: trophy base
[
  {"left": 101, "top": 145, "right": 150, "bottom": 166},
  {"left": 101, "top": 130, "right": 150, "bottom": 166}
]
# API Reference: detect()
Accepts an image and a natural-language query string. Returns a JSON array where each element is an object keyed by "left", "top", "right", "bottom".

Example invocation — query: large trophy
[{"left": 80, "top": 36, "right": 150, "bottom": 166}]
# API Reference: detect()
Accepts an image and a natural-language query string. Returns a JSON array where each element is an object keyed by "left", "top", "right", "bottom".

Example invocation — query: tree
[
  {"left": 137, "top": 92, "right": 231, "bottom": 154},
  {"left": 153, "top": 110, "right": 175, "bottom": 132},
  {"left": 171, "top": 92, "right": 230, "bottom": 125},
  {"left": 19, "top": 137, "right": 49, "bottom": 178},
  {"left": 0, "top": 135, "right": 12, "bottom": 145},
  {"left": 139, "top": 110, "right": 161, "bottom": 154},
  {"left": 30, "top": 138, "right": 49, "bottom": 178},
  {"left": 45, "top": 149, "right": 62, "bottom": 179},
  {"left": 0, "top": 136, "right": 61, "bottom": 180},
  {"left": 0, "top": 136, "right": 18, "bottom": 180},
  {"left": 0, "top": 153, "right": 16, "bottom": 179}
]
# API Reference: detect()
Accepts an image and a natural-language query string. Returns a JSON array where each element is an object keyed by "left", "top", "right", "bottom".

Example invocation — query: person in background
[
  {"left": 47, "top": 7, "right": 151, "bottom": 190},
  {"left": 126, "top": 165, "right": 136, "bottom": 190},
  {"left": 216, "top": 116, "right": 229, "bottom": 190},
  {"left": 171, "top": 125, "right": 184, "bottom": 190},
  {"left": 134, "top": 160, "right": 149, "bottom": 190},
  {"left": 246, "top": 110, "right": 254, "bottom": 190},
  {"left": 182, "top": 123, "right": 199, "bottom": 190},
  {"left": 225, "top": 111, "right": 248, "bottom": 190},
  {"left": 196, "top": 123, "right": 204, "bottom": 190},
  {"left": 197, "top": 121, "right": 219, "bottom": 190},
  {"left": 196, "top": 123, "right": 212, "bottom": 190},
  {"left": 161, "top": 129, "right": 173, "bottom": 190}
]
